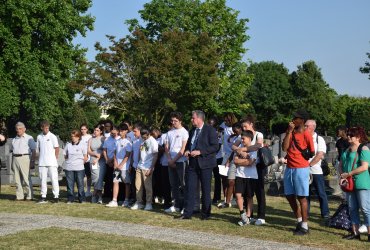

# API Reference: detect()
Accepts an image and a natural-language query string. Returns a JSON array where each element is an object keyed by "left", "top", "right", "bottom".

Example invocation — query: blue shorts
[{"left": 284, "top": 166, "right": 309, "bottom": 196}]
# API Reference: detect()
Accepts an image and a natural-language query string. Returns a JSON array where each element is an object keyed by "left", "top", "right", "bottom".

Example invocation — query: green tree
[
  {"left": 289, "top": 61, "right": 338, "bottom": 134},
  {"left": 346, "top": 97, "right": 370, "bottom": 130},
  {"left": 88, "top": 29, "right": 220, "bottom": 127},
  {"left": 246, "top": 61, "right": 294, "bottom": 132},
  {"left": 0, "top": 0, "right": 94, "bottom": 133},
  {"left": 360, "top": 43, "right": 370, "bottom": 79},
  {"left": 125, "top": 0, "right": 252, "bottom": 116}
]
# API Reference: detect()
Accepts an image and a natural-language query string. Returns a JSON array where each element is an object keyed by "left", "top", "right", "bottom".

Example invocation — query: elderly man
[
  {"left": 11, "top": 122, "right": 36, "bottom": 201},
  {"left": 305, "top": 119, "right": 330, "bottom": 219}
]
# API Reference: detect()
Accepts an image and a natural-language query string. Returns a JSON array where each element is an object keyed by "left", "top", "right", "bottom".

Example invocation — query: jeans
[
  {"left": 168, "top": 161, "right": 187, "bottom": 209},
  {"left": 65, "top": 170, "right": 85, "bottom": 202},
  {"left": 308, "top": 174, "right": 330, "bottom": 217},
  {"left": 347, "top": 189, "right": 370, "bottom": 226}
]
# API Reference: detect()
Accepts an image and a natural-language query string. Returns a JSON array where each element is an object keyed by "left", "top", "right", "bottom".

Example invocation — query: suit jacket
[{"left": 186, "top": 124, "right": 218, "bottom": 169}]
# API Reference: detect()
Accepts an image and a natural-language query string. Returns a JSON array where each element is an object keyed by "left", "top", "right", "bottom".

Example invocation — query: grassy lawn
[
  {"left": 0, "top": 185, "right": 368, "bottom": 249},
  {"left": 0, "top": 227, "right": 205, "bottom": 250}
]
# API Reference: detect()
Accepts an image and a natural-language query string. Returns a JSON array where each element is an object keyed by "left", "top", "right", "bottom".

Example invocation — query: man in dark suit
[{"left": 178, "top": 110, "right": 219, "bottom": 220}]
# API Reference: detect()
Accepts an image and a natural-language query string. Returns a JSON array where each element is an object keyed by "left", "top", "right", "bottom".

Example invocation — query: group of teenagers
[{"left": 5, "top": 108, "right": 370, "bottom": 241}]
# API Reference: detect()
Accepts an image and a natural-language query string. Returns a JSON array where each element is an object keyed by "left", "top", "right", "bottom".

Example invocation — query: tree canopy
[{"left": 0, "top": 0, "right": 94, "bottom": 136}]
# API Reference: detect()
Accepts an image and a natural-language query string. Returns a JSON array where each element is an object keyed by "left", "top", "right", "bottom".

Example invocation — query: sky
[{"left": 74, "top": 0, "right": 370, "bottom": 97}]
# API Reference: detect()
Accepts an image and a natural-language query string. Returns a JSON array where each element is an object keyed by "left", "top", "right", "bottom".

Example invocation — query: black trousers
[
  {"left": 254, "top": 166, "right": 267, "bottom": 219},
  {"left": 212, "top": 158, "right": 223, "bottom": 202},
  {"left": 160, "top": 166, "right": 172, "bottom": 208}
]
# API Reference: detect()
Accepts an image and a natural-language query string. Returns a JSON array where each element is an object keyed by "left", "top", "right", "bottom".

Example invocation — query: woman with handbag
[{"left": 339, "top": 127, "right": 370, "bottom": 241}]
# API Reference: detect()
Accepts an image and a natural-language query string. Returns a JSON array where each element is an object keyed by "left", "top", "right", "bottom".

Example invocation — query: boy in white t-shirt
[
  {"left": 131, "top": 128, "right": 158, "bottom": 211},
  {"left": 106, "top": 124, "right": 132, "bottom": 208},
  {"left": 234, "top": 130, "right": 258, "bottom": 226}
]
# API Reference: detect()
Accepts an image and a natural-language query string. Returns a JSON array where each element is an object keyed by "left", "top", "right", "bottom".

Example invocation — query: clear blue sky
[{"left": 74, "top": 0, "right": 370, "bottom": 97}]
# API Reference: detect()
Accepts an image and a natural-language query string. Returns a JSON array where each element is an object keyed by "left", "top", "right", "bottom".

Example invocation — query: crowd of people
[{"left": 2, "top": 109, "right": 370, "bottom": 241}]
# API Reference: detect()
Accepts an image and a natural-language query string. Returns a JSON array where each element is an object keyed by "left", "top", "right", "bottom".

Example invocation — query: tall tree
[
  {"left": 290, "top": 61, "right": 338, "bottom": 134},
  {"left": 88, "top": 30, "right": 220, "bottom": 126},
  {"left": 360, "top": 43, "right": 370, "bottom": 79},
  {"left": 0, "top": 0, "right": 94, "bottom": 132},
  {"left": 246, "top": 61, "right": 294, "bottom": 132},
  {"left": 125, "top": 0, "right": 252, "bottom": 116},
  {"left": 346, "top": 97, "right": 370, "bottom": 130}
]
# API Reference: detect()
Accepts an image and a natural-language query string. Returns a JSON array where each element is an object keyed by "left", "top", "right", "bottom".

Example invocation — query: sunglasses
[{"left": 347, "top": 133, "right": 356, "bottom": 138}]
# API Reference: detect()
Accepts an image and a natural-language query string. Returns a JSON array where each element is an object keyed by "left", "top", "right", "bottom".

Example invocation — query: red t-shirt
[{"left": 286, "top": 130, "right": 315, "bottom": 168}]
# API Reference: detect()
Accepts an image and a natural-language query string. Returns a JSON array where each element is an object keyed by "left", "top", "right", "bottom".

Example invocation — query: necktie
[{"left": 191, "top": 128, "right": 200, "bottom": 151}]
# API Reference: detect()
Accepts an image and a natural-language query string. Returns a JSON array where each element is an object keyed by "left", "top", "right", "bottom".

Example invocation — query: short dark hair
[
  {"left": 122, "top": 119, "right": 132, "bottom": 126},
  {"left": 119, "top": 123, "right": 129, "bottom": 131},
  {"left": 133, "top": 123, "right": 143, "bottom": 131},
  {"left": 40, "top": 120, "right": 50, "bottom": 127},
  {"left": 241, "top": 130, "right": 254, "bottom": 140},
  {"left": 94, "top": 125, "right": 105, "bottom": 133},
  {"left": 140, "top": 127, "right": 150, "bottom": 136},
  {"left": 170, "top": 111, "right": 183, "bottom": 122},
  {"left": 240, "top": 114, "right": 255, "bottom": 126}
]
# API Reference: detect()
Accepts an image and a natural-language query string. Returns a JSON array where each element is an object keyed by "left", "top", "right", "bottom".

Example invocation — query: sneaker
[
  {"left": 255, "top": 218, "right": 266, "bottom": 226},
  {"left": 97, "top": 196, "right": 103, "bottom": 204},
  {"left": 217, "top": 202, "right": 231, "bottom": 209},
  {"left": 122, "top": 200, "right": 130, "bottom": 207},
  {"left": 85, "top": 191, "right": 92, "bottom": 198},
  {"left": 144, "top": 203, "right": 153, "bottom": 211},
  {"left": 359, "top": 224, "right": 368, "bottom": 234},
  {"left": 131, "top": 202, "right": 144, "bottom": 210},
  {"left": 294, "top": 222, "right": 302, "bottom": 232},
  {"left": 106, "top": 200, "right": 118, "bottom": 207},
  {"left": 294, "top": 227, "right": 309, "bottom": 236},
  {"left": 249, "top": 218, "right": 257, "bottom": 224},
  {"left": 53, "top": 198, "right": 59, "bottom": 203},
  {"left": 154, "top": 197, "right": 159, "bottom": 204},
  {"left": 164, "top": 206, "right": 180, "bottom": 213},
  {"left": 238, "top": 217, "right": 250, "bottom": 226},
  {"left": 91, "top": 195, "right": 97, "bottom": 203},
  {"left": 38, "top": 198, "right": 48, "bottom": 204}
]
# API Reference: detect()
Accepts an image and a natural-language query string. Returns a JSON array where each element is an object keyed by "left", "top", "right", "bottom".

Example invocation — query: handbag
[
  {"left": 292, "top": 133, "right": 314, "bottom": 160},
  {"left": 258, "top": 146, "right": 275, "bottom": 168},
  {"left": 321, "top": 159, "right": 330, "bottom": 176},
  {"left": 340, "top": 151, "right": 357, "bottom": 192}
]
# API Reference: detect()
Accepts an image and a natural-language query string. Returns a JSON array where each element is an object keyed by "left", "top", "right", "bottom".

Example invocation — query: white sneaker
[
  {"left": 131, "top": 202, "right": 144, "bottom": 210},
  {"left": 154, "top": 197, "right": 159, "bottom": 204},
  {"left": 106, "top": 200, "right": 118, "bottom": 207},
  {"left": 359, "top": 224, "right": 368, "bottom": 234},
  {"left": 144, "top": 203, "right": 153, "bottom": 211},
  {"left": 85, "top": 191, "right": 92, "bottom": 198},
  {"left": 255, "top": 218, "right": 266, "bottom": 226},
  {"left": 122, "top": 200, "right": 130, "bottom": 208},
  {"left": 164, "top": 206, "right": 180, "bottom": 213},
  {"left": 217, "top": 201, "right": 231, "bottom": 209}
]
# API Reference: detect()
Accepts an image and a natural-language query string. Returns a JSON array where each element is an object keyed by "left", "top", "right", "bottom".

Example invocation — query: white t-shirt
[
  {"left": 103, "top": 136, "right": 119, "bottom": 159},
  {"left": 235, "top": 149, "right": 258, "bottom": 179},
  {"left": 252, "top": 131, "right": 263, "bottom": 145},
  {"left": 81, "top": 134, "right": 92, "bottom": 161},
  {"left": 137, "top": 136, "right": 158, "bottom": 170},
  {"left": 37, "top": 132, "right": 59, "bottom": 167},
  {"left": 220, "top": 122, "right": 233, "bottom": 155},
  {"left": 115, "top": 138, "right": 132, "bottom": 170},
  {"left": 159, "top": 133, "right": 168, "bottom": 166},
  {"left": 309, "top": 133, "right": 327, "bottom": 175},
  {"left": 64, "top": 142, "right": 87, "bottom": 171},
  {"left": 166, "top": 127, "right": 189, "bottom": 162},
  {"left": 132, "top": 137, "right": 143, "bottom": 168}
]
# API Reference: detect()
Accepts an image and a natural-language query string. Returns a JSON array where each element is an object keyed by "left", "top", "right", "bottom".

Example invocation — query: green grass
[
  {"left": 0, "top": 228, "right": 205, "bottom": 250},
  {"left": 0, "top": 185, "right": 369, "bottom": 249}
]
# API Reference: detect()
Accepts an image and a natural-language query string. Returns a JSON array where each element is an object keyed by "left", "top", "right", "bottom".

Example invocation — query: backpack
[
  {"left": 316, "top": 134, "right": 330, "bottom": 176},
  {"left": 254, "top": 132, "right": 275, "bottom": 168},
  {"left": 328, "top": 202, "right": 351, "bottom": 230}
]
